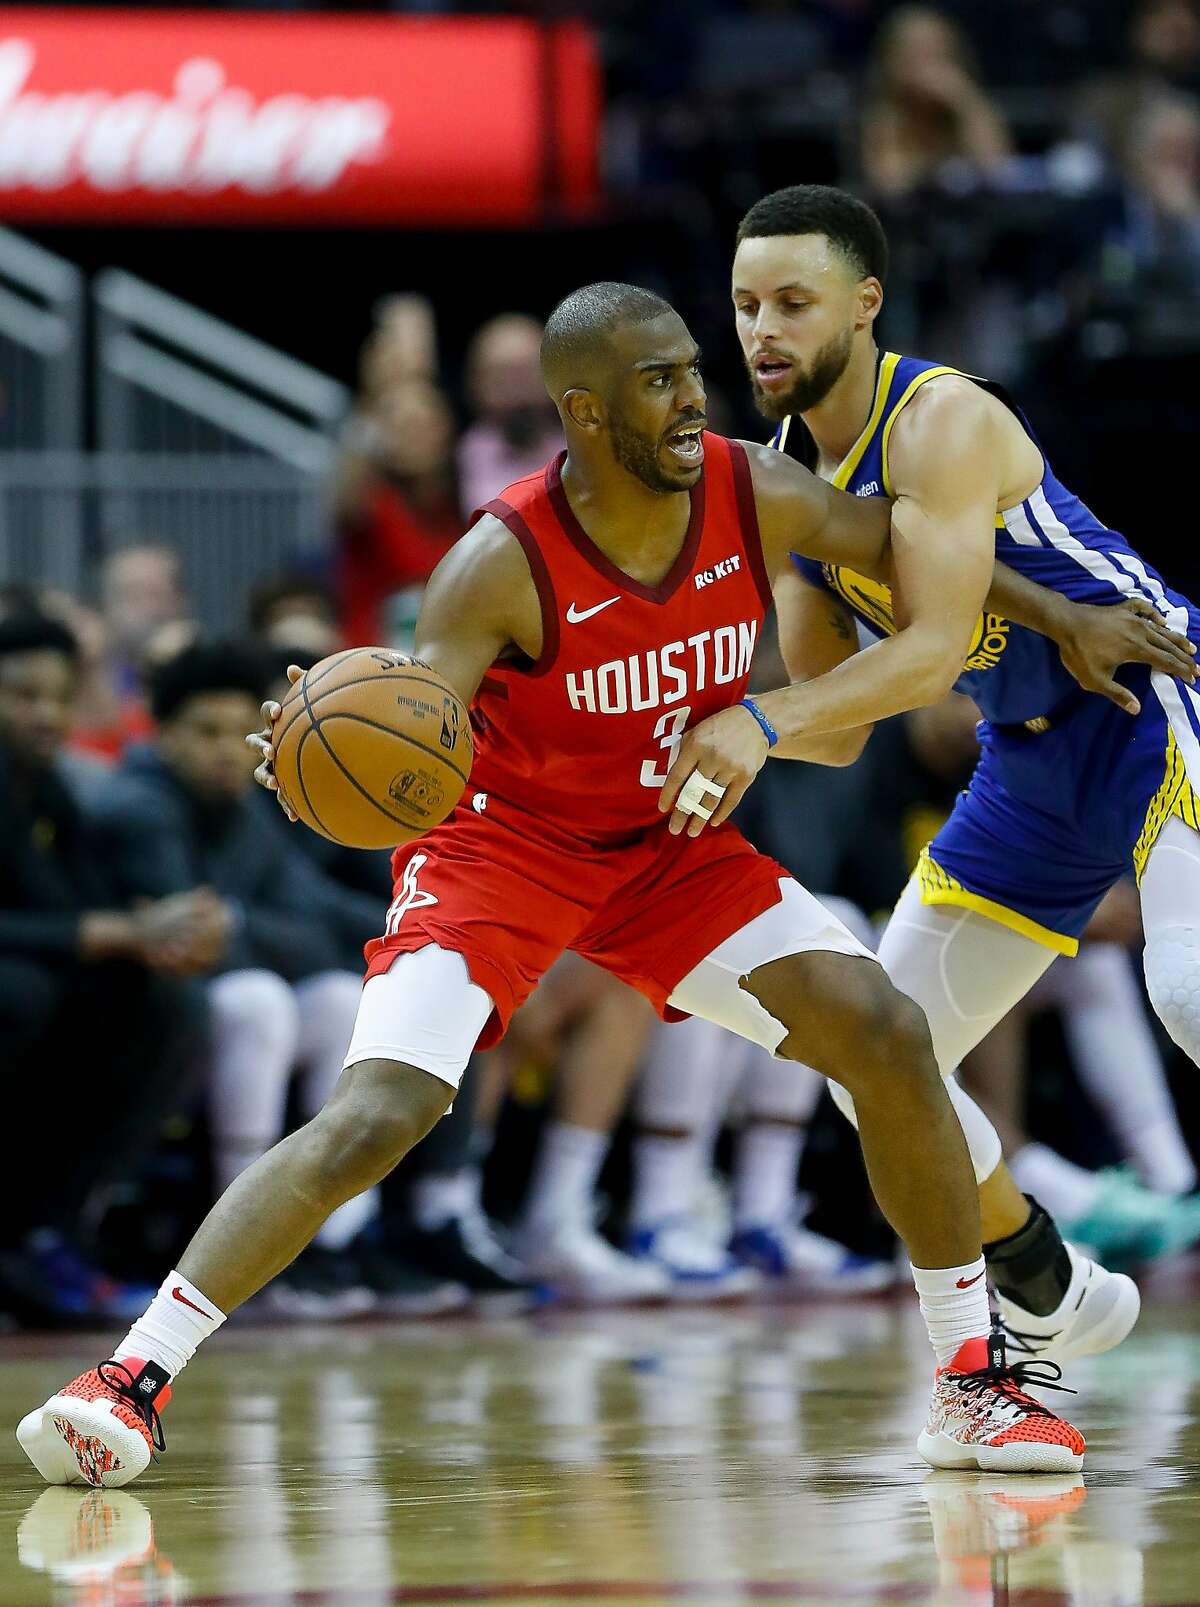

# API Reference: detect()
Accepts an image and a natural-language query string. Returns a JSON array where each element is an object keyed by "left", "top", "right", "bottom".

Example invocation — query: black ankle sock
[{"left": 982, "top": 1195, "right": 1073, "bottom": 1318}]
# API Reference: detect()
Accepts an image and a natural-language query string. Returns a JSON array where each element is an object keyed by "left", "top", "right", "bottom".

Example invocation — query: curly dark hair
[{"left": 150, "top": 641, "right": 269, "bottom": 724}]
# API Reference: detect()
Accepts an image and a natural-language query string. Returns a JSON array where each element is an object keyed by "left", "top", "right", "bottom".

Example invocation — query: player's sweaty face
[
  {"left": 606, "top": 313, "right": 707, "bottom": 494},
  {"left": 160, "top": 690, "right": 262, "bottom": 803},
  {"left": 733, "top": 234, "right": 860, "bottom": 421},
  {"left": 0, "top": 650, "right": 76, "bottom": 769}
]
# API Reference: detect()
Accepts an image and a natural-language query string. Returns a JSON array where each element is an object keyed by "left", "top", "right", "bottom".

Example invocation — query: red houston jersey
[{"left": 468, "top": 433, "right": 773, "bottom": 847}]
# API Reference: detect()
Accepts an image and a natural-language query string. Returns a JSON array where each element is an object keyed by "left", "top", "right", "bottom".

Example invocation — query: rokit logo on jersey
[
  {"left": 694, "top": 553, "right": 742, "bottom": 590},
  {"left": 565, "top": 622, "right": 758, "bottom": 715}
]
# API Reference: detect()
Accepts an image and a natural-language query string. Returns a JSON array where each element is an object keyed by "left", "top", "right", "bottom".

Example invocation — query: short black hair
[
  {"left": 0, "top": 612, "right": 81, "bottom": 666},
  {"left": 737, "top": 186, "right": 889, "bottom": 285},
  {"left": 150, "top": 641, "right": 269, "bottom": 724},
  {"left": 541, "top": 281, "right": 676, "bottom": 398}
]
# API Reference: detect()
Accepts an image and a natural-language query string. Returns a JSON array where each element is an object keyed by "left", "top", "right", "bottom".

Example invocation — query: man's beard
[
  {"left": 748, "top": 326, "right": 854, "bottom": 422},
  {"left": 610, "top": 417, "right": 693, "bottom": 494}
]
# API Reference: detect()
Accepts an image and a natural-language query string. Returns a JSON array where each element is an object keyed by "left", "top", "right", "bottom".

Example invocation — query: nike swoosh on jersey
[{"left": 566, "top": 597, "right": 621, "bottom": 623}]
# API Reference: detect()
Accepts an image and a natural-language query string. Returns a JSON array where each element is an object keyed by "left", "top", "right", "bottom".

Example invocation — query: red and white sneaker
[
  {"left": 16, "top": 1358, "right": 171, "bottom": 1489},
  {"left": 918, "top": 1330, "right": 1085, "bottom": 1474}
]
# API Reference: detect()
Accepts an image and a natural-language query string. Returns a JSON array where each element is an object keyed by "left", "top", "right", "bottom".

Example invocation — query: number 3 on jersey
[{"left": 639, "top": 706, "right": 691, "bottom": 788}]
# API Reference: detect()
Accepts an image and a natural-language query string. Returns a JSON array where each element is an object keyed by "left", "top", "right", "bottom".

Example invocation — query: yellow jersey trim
[
  {"left": 830, "top": 352, "right": 902, "bottom": 490},
  {"left": 917, "top": 847, "right": 1080, "bottom": 956},
  {"left": 1133, "top": 726, "right": 1200, "bottom": 881},
  {"left": 880, "top": 365, "right": 962, "bottom": 497},
  {"left": 776, "top": 415, "right": 792, "bottom": 454}
]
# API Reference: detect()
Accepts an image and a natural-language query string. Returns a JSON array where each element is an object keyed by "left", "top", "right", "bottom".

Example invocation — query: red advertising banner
[{"left": 0, "top": 10, "right": 601, "bottom": 224}]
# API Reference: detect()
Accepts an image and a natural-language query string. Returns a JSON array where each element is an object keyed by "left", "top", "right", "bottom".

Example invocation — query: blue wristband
[{"left": 740, "top": 696, "right": 778, "bottom": 748}]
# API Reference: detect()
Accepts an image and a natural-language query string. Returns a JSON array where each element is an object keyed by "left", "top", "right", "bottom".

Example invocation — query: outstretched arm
[{"left": 982, "top": 567, "right": 1197, "bottom": 715}]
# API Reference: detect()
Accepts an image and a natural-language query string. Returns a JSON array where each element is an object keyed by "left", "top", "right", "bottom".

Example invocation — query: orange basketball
[{"left": 270, "top": 648, "right": 472, "bottom": 850}]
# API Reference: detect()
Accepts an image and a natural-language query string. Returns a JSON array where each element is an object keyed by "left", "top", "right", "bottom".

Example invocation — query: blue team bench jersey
[{"left": 778, "top": 351, "right": 1197, "bottom": 729}]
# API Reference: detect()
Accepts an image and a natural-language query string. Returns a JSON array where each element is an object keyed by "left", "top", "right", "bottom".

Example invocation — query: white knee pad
[
  {"left": 825, "top": 1071, "right": 1001, "bottom": 1184},
  {"left": 1144, "top": 928, "right": 1200, "bottom": 1064}
]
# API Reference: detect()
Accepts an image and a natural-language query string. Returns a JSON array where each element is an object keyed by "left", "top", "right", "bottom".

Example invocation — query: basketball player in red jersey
[{"left": 19, "top": 283, "right": 1085, "bottom": 1488}]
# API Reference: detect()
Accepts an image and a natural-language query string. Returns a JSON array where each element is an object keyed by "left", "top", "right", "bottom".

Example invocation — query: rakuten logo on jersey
[
  {"left": 566, "top": 623, "right": 757, "bottom": 715},
  {"left": 0, "top": 41, "right": 389, "bottom": 195}
]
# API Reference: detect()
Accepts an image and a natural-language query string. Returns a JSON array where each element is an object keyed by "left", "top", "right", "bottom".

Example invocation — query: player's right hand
[
  {"left": 1057, "top": 596, "right": 1197, "bottom": 717},
  {"left": 246, "top": 664, "right": 305, "bottom": 822}
]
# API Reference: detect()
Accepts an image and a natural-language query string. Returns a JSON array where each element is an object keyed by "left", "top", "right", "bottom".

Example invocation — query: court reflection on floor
[{"left": 7, "top": 1296, "right": 1198, "bottom": 1606}]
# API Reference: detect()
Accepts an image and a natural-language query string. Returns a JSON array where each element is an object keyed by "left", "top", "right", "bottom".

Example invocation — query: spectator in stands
[
  {"left": 248, "top": 575, "right": 341, "bottom": 660},
  {"left": 456, "top": 314, "right": 563, "bottom": 517},
  {"left": 90, "top": 641, "right": 438, "bottom": 1315},
  {"left": 334, "top": 379, "right": 461, "bottom": 647},
  {"left": 69, "top": 544, "right": 194, "bottom": 761},
  {"left": 1116, "top": 94, "right": 1200, "bottom": 299},
  {"left": 358, "top": 295, "right": 439, "bottom": 401},
  {"left": 1073, "top": 0, "right": 1200, "bottom": 167},
  {"left": 859, "top": 5, "right": 1013, "bottom": 200},
  {"left": 0, "top": 613, "right": 209, "bottom": 1327},
  {"left": 102, "top": 543, "right": 190, "bottom": 680}
]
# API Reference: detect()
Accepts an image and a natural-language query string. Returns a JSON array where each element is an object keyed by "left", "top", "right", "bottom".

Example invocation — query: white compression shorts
[{"left": 343, "top": 878, "right": 879, "bottom": 1090}]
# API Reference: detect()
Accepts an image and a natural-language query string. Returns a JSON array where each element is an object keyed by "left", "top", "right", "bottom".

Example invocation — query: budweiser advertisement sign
[{"left": 0, "top": 10, "right": 600, "bottom": 223}]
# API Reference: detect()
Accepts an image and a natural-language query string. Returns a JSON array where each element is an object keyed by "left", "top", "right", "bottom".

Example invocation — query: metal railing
[
  {"left": 0, "top": 451, "right": 328, "bottom": 628},
  {"left": 0, "top": 229, "right": 84, "bottom": 451},
  {"left": 0, "top": 233, "right": 350, "bottom": 627},
  {"left": 93, "top": 269, "right": 349, "bottom": 469}
]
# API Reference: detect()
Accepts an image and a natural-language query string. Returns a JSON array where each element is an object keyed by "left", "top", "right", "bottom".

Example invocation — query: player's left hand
[
  {"left": 1056, "top": 596, "right": 1197, "bottom": 717},
  {"left": 658, "top": 706, "right": 771, "bottom": 837},
  {"left": 246, "top": 663, "right": 304, "bottom": 821}
]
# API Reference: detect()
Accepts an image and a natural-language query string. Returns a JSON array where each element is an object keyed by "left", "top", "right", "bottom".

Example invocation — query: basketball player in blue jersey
[{"left": 660, "top": 184, "right": 1200, "bottom": 1370}]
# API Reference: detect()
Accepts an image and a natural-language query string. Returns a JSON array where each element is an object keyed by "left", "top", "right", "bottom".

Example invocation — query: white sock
[
  {"left": 113, "top": 1271, "right": 227, "bottom": 1380},
  {"left": 1010, "top": 1142, "right": 1102, "bottom": 1223},
  {"left": 411, "top": 1167, "right": 480, "bottom": 1231},
  {"left": 522, "top": 1121, "right": 607, "bottom": 1232},
  {"left": 733, "top": 1123, "right": 805, "bottom": 1229},
  {"left": 629, "top": 1133, "right": 704, "bottom": 1229},
  {"left": 315, "top": 1189, "right": 378, "bottom": 1250},
  {"left": 911, "top": 1258, "right": 991, "bottom": 1367}
]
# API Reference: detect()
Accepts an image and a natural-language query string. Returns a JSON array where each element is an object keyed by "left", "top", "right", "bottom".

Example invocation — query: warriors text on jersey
[{"left": 776, "top": 352, "right": 1200, "bottom": 953}]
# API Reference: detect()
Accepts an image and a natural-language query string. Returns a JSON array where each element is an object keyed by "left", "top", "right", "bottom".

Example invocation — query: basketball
[{"left": 270, "top": 648, "right": 472, "bottom": 850}]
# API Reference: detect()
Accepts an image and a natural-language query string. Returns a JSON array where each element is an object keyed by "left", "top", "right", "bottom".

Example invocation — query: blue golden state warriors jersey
[
  {"left": 779, "top": 352, "right": 1196, "bottom": 728},
  {"left": 776, "top": 350, "right": 1200, "bottom": 957}
]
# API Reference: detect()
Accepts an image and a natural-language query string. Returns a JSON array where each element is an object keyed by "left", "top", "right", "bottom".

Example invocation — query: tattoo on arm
[{"left": 828, "top": 604, "right": 854, "bottom": 642}]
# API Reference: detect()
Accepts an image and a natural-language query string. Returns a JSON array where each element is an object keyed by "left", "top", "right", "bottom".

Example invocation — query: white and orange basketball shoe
[
  {"left": 918, "top": 1329, "right": 1086, "bottom": 1474},
  {"left": 17, "top": 1358, "right": 170, "bottom": 1489}
]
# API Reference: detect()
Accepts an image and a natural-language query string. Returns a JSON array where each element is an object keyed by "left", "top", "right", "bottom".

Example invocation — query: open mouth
[
  {"left": 664, "top": 419, "right": 705, "bottom": 466},
  {"left": 753, "top": 355, "right": 794, "bottom": 390}
]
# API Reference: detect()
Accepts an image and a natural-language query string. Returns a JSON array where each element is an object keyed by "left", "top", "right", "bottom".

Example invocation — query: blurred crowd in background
[{"left": 3, "top": 0, "right": 1200, "bottom": 1329}]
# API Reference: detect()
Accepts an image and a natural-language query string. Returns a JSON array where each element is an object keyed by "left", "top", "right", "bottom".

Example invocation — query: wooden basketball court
[{"left": 3, "top": 1269, "right": 1199, "bottom": 1606}]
